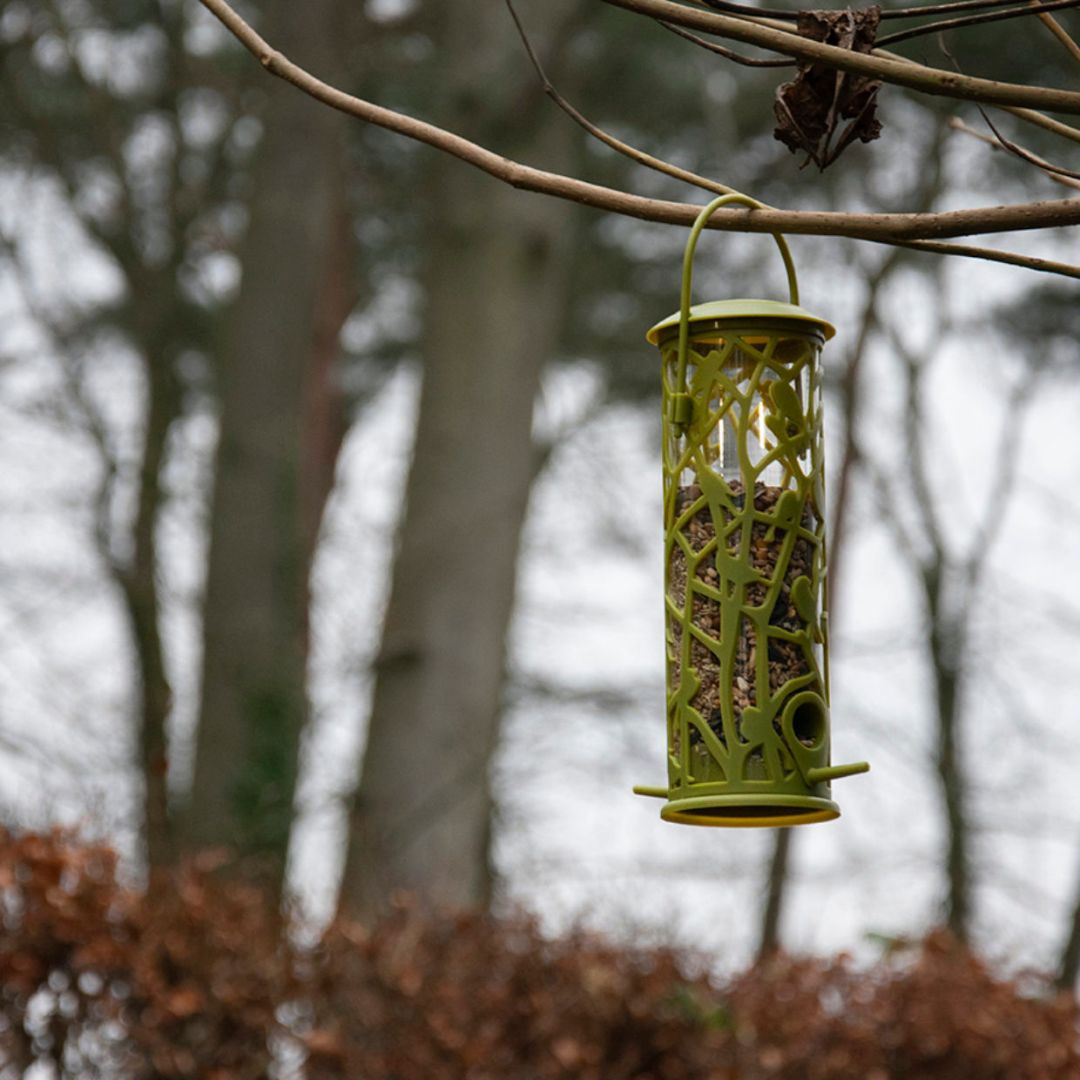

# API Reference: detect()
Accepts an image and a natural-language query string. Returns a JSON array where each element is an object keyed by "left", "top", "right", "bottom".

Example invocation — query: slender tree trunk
[
  {"left": 1056, "top": 857, "right": 1080, "bottom": 990},
  {"left": 929, "top": 618, "right": 970, "bottom": 941},
  {"left": 181, "top": 0, "right": 350, "bottom": 893},
  {"left": 756, "top": 257, "right": 885, "bottom": 957},
  {"left": 338, "top": 3, "right": 582, "bottom": 920},
  {"left": 757, "top": 828, "right": 791, "bottom": 958},
  {"left": 755, "top": 227, "right": 931, "bottom": 956},
  {"left": 117, "top": 348, "right": 180, "bottom": 870}
]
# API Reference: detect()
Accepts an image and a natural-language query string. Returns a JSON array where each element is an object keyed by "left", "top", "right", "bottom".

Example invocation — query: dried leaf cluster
[
  {"left": 1, "top": 828, "right": 1078, "bottom": 1078},
  {"left": 774, "top": 7, "right": 884, "bottom": 169}
]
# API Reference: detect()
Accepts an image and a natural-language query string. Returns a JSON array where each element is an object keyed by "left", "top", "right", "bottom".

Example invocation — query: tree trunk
[
  {"left": 755, "top": 232, "right": 932, "bottom": 956},
  {"left": 181, "top": 0, "right": 350, "bottom": 893},
  {"left": 931, "top": 627, "right": 970, "bottom": 941},
  {"left": 338, "top": 3, "right": 582, "bottom": 920},
  {"left": 117, "top": 345, "right": 180, "bottom": 870},
  {"left": 1056, "top": 857, "right": 1080, "bottom": 990},
  {"left": 757, "top": 828, "right": 791, "bottom": 959}
]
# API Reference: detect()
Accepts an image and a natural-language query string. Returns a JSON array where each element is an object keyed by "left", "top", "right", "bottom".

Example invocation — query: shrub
[{"left": 0, "top": 828, "right": 1076, "bottom": 1079}]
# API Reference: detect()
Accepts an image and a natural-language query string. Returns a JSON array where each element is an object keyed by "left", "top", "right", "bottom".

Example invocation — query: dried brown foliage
[
  {"left": 0, "top": 828, "right": 1078, "bottom": 1078},
  {"left": 725, "top": 938, "right": 1080, "bottom": 1079},
  {"left": 774, "top": 7, "right": 883, "bottom": 170},
  {"left": 0, "top": 828, "right": 291, "bottom": 1078},
  {"left": 303, "top": 903, "right": 727, "bottom": 1080}
]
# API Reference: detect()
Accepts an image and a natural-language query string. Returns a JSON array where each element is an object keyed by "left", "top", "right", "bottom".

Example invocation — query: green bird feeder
[{"left": 635, "top": 194, "right": 868, "bottom": 828}]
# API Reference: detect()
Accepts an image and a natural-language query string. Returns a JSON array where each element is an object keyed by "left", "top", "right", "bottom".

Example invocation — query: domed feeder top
[{"left": 646, "top": 299, "right": 836, "bottom": 346}]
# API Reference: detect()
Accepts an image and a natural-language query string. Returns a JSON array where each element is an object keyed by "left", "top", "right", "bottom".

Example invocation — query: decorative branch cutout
[{"left": 774, "top": 7, "right": 883, "bottom": 169}]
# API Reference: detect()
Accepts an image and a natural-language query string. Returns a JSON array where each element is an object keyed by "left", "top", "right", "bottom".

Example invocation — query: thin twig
[
  {"left": 952, "top": 117, "right": 1080, "bottom": 188},
  {"left": 197, "top": 0, "right": 1080, "bottom": 280},
  {"left": 889, "top": 239, "right": 1080, "bottom": 277},
  {"left": 505, "top": 0, "right": 737, "bottom": 193},
  {"left": 1029, "top": 0, "right": 1080, "bottom": 62},
  {"left": 508, "top": 1, "right": 1080, "bottom": 277},
  {"left": 603, "top": 0, "right": 1080, "bottom": 114},
  {"left": 1002, "top": 105, "right": 1080, "bottom": 145},
  {"left": 659, "top": 20, "right": 793, "bottom": 66},
  {"left": 954, "top": 117, "right": 1080, "bottom": 189},
  {"left": 696, "top": 0, "right": 1053, "bottom": 21},
  {"left": 939, "top": 38, "right": 1080, "bottom": 184},
  {"left": 877, "top": 0, "right": 1080, "bottom": 48}
]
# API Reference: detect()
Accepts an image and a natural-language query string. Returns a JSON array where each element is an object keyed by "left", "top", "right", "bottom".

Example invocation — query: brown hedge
[{"left": 0, "top": 827, "right": 1076, "bottom": 1078}]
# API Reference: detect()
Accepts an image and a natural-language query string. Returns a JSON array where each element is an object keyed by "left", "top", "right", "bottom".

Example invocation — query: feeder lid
[{"left": 646, "top": 299, "right": 836, "bottom": 345}]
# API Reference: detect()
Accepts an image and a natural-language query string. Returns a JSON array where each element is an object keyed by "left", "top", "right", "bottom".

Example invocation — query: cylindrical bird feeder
[{"left": 635, "top": 194, "right": 868, "bottom": 827}]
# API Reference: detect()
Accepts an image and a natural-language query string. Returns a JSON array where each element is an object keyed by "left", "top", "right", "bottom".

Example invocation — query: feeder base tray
[{"left": 658, "top": 792, "right": 839, "bottom": 828}]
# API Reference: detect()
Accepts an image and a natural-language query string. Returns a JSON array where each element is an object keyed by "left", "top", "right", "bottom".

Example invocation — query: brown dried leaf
[
  {"left": 165, "top": 986, "right": 204, "bottom": 1018},
  {"left": 304, "top": 1028, "right": 346, "bottom": 1060},
  {"left": 774, "top": 6, "right": 883, "bottom": 170}
]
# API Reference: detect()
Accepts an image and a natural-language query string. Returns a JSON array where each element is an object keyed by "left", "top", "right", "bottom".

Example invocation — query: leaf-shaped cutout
[
  {"left": 714, "top": 548, "right": 761, "bottom": 586},
  {"left": 764, "top": 411, "right": 803, "bottom": 447},
  {"left": 791, "top": 575, "right": 816, "bottom": 622},
  {"left": 739, "top": 705, "right": 772, "bottom": 744},
  {"left": 768, "top": 379, "right": 804, "bottom": 425},
  {"left": 775, "top": 490, "right": 802, "bottom": 528},
  {"left": 764, "top": 412, "right": 787, "bottom": 439},
  {"left": 696, "top": 467, "right": 736, "bottom": 516}
]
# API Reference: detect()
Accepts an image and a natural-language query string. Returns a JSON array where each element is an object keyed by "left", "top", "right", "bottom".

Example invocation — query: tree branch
[
  {"left": 659, "top": 20, "right": 793, "bottom": 66},
  {"left": 876, "top": 0, "right": 1080, "bottom": 50},
  {"left": 197, "top": 0, "right": 1080, "bottom": 281},
  {"left": 696, "top": 0, "right": 1053, "bottom": 22},
  {"left": 200, "top": 4, "right": 1070, "bottom": 238},
  {"left": 951, "top": 117, "right": 1080, "bottom": 188},
  {"left": 1002, "top": 106, "right": 1080, "bottom": 145},
  {"left": 506, "top": 0, "right": 739, "bottom": 194},
  {"left": 1029, "top": 0, "right": 1080, "bottom": 63},
  {"left": 507, "top": 2, "right": 1080, "bottom": 278},
  {"left": 603, "top": 0, "right": 1080, "bottom": 114}
]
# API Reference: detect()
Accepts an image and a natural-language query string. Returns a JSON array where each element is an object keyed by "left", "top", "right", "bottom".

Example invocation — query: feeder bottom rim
[{"left": 659, "top": 792, "right": 840, "bottom": 828}]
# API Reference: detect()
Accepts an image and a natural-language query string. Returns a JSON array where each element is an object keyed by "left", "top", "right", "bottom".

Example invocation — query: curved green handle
[{"left": 672, "top": 193, "right": 800, "bottom": 432}]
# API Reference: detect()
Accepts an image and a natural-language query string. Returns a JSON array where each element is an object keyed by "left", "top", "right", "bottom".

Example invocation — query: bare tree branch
[
  {"left": 1028, "top": 0, "right": 1080, "bottom": 63},
  {"left": 696, "top": 0, "right": 1058, "bottom": 22},
  {"left": 1002, "top": 105, "right": 1080, "bottom": 145},
  {"left": 605, "top": 0, "right": 1080, "bottom": 114},
  {"left": 507, "top": 1, "right": 1080, "bottom": 278},
  {"left": 505, "top": 0, "right": 739, "bottom": 194},
  {"left": 659, "top": 20, "right": 793, "bottom": 66},
  {"left": 975, "top": 113, "right": 1080, "bottom": 182},
  {"left": 951, "top": 119, "right": 1080, "bottom": 190},
  {"left": 937, "top": 37, "right": 1080, "bottom": 186},
  {"left": 876, "top": 0, "right": 1080, "bottom": 49},
  {"left": 198, "top": 0, "right": 1080, "bottom": 283},
  {"left": 0, "top": 244, "right": 123, "bottom": 573}
]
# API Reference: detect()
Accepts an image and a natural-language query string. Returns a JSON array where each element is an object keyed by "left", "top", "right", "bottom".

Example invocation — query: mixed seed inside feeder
[{"left": 669, "top": 479, "right": 820, "bottom": 756}]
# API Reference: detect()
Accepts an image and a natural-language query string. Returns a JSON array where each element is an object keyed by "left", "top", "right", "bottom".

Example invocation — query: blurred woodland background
[{"left": 1, "top": 0, "right": 1080, "bottom": 1075}]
